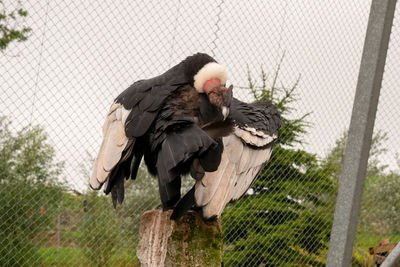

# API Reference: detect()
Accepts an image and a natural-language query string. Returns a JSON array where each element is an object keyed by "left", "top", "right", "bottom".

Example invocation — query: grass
[
  {"left": 355, "top": 233, "right": 400, "bottom": 251},
  {"left": 38, "top": 247, "right": 140, "bottom": 266},
  {"left": 28, "top": 232, "right": 400, "bottom": 267},
  {"left": 39, "top": 247, "right": 88, "bottom": 266},
  {"left": 351, "top": 233, "right": 400, "bottom": 266}
]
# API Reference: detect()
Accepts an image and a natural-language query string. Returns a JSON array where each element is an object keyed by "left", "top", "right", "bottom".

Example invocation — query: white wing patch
[
  {"left": 195, "top": 135, "right": 242, "bottom": 205},
  {"left": 234, "top": 126, "right": 276, "bottom": 146},
  {"left": 195, "top": 127, "right": 277, "bottom": 219},
  {"left": 89, "top": 102, "right": 130, "bottom": 189},
  {"left": 230, "top": 146, "right": 272, "bottom": 201}
]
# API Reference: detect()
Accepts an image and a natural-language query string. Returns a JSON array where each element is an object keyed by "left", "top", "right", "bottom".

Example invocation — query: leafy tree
[
  {"left": 118, "top": 165, "right": 160, "bottom": 240},
  {"left": 322, "top": 130, "right": 389, "bottom": 181},
  {"left": 0, "top": 0, "right": 31, "bottom": 51},
  {"left": 320, "top": 127, "right": 397, "bottom": 265},
  {"left": 0, "top": 116, "right": 65, "bottom": 266},
  {"left": 321, "top": 129, "right": 400, "bottom": 236},
  {"left": 222, "top": 59, "right": 337, "bottom": 266},
  {"left": 75, "top": 155, "right": 125, "bottom": 266},
  {"left": 362, "top": 172, "right": 400, "bottom": 235},
  {"left": 78, "top": 191, "right": 124, "bottom": 267}
]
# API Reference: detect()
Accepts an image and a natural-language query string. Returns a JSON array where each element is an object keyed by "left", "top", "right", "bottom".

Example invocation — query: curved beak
[
  {"left": 206, "top": 84, "right": 233, "bottom": 121},
  {"left": 222, "top": 106, "right": 229, "bottom": 121},
  {"left": 221, "top": 85, "right": 233, "bottom": 120}
]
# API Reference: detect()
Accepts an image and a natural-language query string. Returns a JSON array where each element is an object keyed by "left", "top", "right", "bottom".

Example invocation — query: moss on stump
[{"left": 136, "top": 209, "right": 222, "bottom": 267}]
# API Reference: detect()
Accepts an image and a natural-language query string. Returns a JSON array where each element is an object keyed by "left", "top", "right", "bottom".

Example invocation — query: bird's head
[
  {"left": 202, "top": 79, "right": 233, "bottom": 120},
  {"left": 187, "top": 54, "right": 232, "bottom": 120}
]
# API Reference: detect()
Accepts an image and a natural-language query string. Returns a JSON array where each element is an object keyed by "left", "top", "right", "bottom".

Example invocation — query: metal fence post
[{"left": 326, "top": 0, "right": 397, "bottom": 266}]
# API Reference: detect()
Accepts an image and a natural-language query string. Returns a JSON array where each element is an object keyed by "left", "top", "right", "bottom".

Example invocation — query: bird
[
  {"left": 89, "top": 53, "right": 234, "bottom": 213},
  {"left": 171, "top": 97, "right": 281, "bottom": 220}
]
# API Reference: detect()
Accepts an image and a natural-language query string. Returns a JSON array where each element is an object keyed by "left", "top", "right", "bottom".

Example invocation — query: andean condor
[
  {"left": 89, "top": 52, "right": 282, "bottom": 220},
  {"left": 171, "top": 98, "right": 281, "bottom": 220},
  {"left": 90, "top": 53, "right": 234, "bottom": 213}
]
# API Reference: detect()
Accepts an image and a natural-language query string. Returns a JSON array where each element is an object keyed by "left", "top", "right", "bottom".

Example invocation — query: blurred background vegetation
[
  {"left": 1, "top": 4, "right": 399, "bottom": 264},
  {"left": 222, "top": 65, "right": 400, "bottom": 266},
  {"left": 1, "top": 65, "right": 399, "bottom": 266}
]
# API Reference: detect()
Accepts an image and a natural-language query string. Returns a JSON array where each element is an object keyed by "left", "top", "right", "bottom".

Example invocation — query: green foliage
[
  {"left": 76, "top": 152, "right": 190, "bottom": 265},
  {"left": 38, "top": 246, "right": 138, "bottom": 267},
  {"left": 76, "top": 157, "right": 133, "bottom": 266},
  {"left": 0, "top": 116, "right": 65, "bottom": 266},
  {"left": 321, "top": 130, "right": 389, "bottom": 181},
  {"left": 247, "top": 59, "right": 309, "bottom": 147},
  {"left": 355, "top": 233, "right": 400, "bottom": 252},
  {"left": 77, "top": 191, "right": 124, "bottom": 267},
  {"left": 351, "top": 246, "right": 374, "bottom": 267},
  {"left": 222, "top": 58, "right": 337, "bottom": 266},
  {"left": 38, "top": 247, "right": 89, "bottom": 266},
  {"left": 321, "top": 129, "right": 399, "bottom": 236},
  {"left": 0, "top": 0, "right": 31, "bottom": 51},
  {"left": 118, "top": 165, "right": 161, "bottom": 238},
  {"left": 362, "top": 173, "right": 400, "bottom": 234},
  {"left": 321, "top": 125, "right": 400, "bottom": 264}
]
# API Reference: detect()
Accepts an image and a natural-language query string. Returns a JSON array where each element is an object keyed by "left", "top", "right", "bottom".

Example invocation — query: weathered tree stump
[{"left": 136, "top": 209, "right": 222, "bottom": 267}]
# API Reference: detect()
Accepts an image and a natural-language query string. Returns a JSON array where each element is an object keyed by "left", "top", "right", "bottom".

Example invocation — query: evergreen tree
[{"left": 222, "top": 59, "right": 337, "bottom": 266}]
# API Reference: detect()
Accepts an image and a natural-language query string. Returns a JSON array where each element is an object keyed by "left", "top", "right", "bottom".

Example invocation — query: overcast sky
[{"left": 1, "top": 0, "right": 399, "bottom": 191}]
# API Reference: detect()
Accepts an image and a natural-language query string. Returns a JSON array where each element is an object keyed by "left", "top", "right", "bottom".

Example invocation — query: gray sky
[{"left": 1, "top": 0, "right": 399, "bottom": 191}]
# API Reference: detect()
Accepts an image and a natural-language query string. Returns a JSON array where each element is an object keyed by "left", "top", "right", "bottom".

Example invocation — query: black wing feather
[
  {"left": 94, "top": 53, "right": 227, "bottom": 213},
  {"left": 129, "top": 152, "right": 143, "bottom": 180},
  {"left": 156, "top": 124, "right": 217, "bottom": 184},
  {"left": 125, "top": 109, "right": 158, "bottom": 137},
  {"left": 230, "top": 98, "right": 281, "bottom": 137},
  {"left": 199, "top": 138, "right": 223, "bottom": 172},
  {"left": 156, "top": 123, "right": 219, "bottom": 208}
]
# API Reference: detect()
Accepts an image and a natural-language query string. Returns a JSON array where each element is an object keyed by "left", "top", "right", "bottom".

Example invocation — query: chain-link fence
[{"left": 1, "top": 0, "right": 399, "bottom": 266}]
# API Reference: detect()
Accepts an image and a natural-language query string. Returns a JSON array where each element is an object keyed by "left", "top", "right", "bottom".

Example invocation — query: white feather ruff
[{"left": 193, "top": 62, "right": 227, "bottom": 93}]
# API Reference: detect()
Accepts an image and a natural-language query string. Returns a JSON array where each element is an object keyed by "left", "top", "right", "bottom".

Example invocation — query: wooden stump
[{"left": 136, "top": 209, "right": 222, "bottom": 267}]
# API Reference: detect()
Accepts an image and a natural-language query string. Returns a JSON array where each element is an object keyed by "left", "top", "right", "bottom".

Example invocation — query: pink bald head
[{"left": 203, "top": 78, "right": 221, "bottom": 94}]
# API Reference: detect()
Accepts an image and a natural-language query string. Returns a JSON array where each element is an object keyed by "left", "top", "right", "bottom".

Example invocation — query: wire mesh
[{"left": 1, "top": 0, "right": 399, "bottom": 266}]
